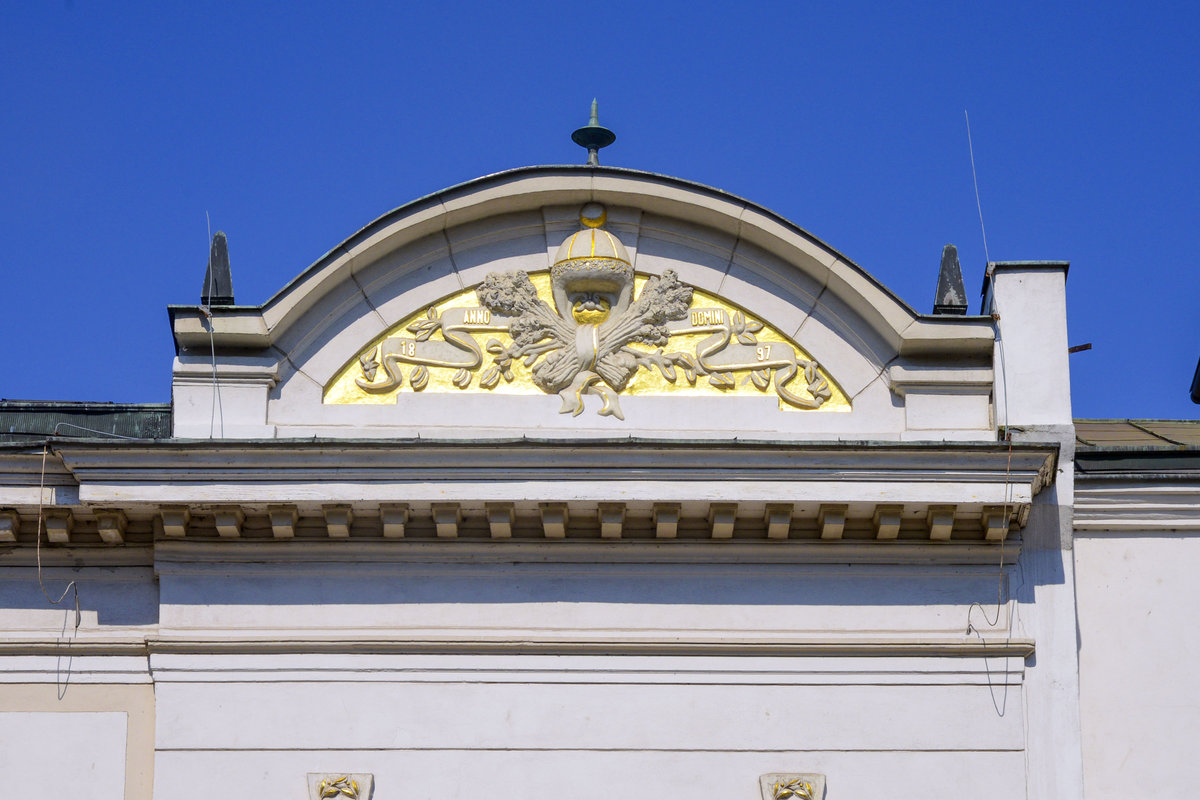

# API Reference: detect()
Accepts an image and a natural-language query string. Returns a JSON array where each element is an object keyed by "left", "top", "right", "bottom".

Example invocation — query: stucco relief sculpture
[
  {"left": 307, "top": 773, "right": 373, "bottom": 800},
  {"left": 759, "top": 773, "right": 826, "bottom": 800},
  {"left": 330, "top": 204, "right": 844, "bottom": 418}
]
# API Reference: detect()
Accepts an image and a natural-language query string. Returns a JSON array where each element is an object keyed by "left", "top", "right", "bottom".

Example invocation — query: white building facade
[{"left": 1, "top": 166, "right": 1193, "bottom": 799}]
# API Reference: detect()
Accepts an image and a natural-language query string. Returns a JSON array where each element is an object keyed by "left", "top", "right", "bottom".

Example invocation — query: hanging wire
[
  {"left": 34, "top": 443, "right": 80, "bottom": 628},
  {"left": 965, "top": 271, "right": 1019, "bottom": 716},
  {"left": 962, "top": 112, "right": 1015, "bottom": 714},
  {"left": 33, "top": 438, "right": 82, "bottom": 695},
  {"left": 966, "top": 428, "right": 1016, "bottom": 716},
  {"left": 33, "top": 442, "right": 82, "bottom": 696},
  {"left": 204, "top": 211, "right": 224, "bottom": 438},
  {"left": 53, "top": 422, "right": 137, "bottom": 440}
]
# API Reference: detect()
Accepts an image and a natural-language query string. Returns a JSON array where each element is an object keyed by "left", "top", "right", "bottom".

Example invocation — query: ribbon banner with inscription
[{"left": 327, "top": 271, "right": 848, "bottom": 419}]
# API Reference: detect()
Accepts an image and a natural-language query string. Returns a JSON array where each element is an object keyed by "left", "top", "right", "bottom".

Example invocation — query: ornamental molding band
[
  {"left": 307, "top": 773, "right": 373, "bottom": 800},
  {"left": 759, "top": 773, "right": 827, "bottom": 800},
  {"left": 326, "top": 204, "right": 848, "bottom": 420}
]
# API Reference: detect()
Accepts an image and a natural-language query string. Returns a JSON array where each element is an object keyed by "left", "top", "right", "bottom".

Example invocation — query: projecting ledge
[
  {"left": 149, "top": 538, "right": 1026, "bottom": 566},
  {"left": 168, "top": 306, "right": 269, "bottom": 349},
  {"left": 52, "top": 439, "right": 1058, "bottom": 501},
  {"left": 8, "top": 635, "right": 1027, "bottom": 660}
]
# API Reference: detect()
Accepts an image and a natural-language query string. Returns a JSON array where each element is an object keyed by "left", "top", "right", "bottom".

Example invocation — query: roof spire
[
  {"left": 201, "top": 231, "right": 235, "bottom": 306},
  {"left": 571, "top": 98, "right": 616, "bottom": 166},
  {"left": 932, "top": 244, "right": 967, "bottom": 315}
]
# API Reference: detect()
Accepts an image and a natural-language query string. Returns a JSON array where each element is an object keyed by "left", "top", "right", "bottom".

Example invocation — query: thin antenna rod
[
  {"left": 203, "top": 211, "right": 223, "bottom": 438},
  {"left": 964, "top": 110, "right": 991, "bottom": 265}
]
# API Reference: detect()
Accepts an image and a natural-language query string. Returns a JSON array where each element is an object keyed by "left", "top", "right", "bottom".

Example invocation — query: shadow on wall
[
  {"left": 0, "top": 567, "right": 159, "bottom": 626},
  {"left": 158, "top": 561, "right": 1020, "bottom": 610}
]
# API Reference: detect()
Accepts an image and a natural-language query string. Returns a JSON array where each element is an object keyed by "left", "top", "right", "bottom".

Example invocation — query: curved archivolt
[{"left": 324, "top": 272, "right": 850, "bottom": 413}]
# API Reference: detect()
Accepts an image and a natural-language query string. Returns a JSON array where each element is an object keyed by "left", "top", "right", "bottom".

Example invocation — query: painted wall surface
[
  {"left": 155, "top": 561, "right": 1015, "bottom": 638},
  {"left": 0, "top": 566, "right": 158, "bottom": 635},
  {"left": 1075, "top": 533, "right": 1200, "bottom": 797},
  {"left": 139, "top": 556, "right": 1033, "bottom": 799},
  {"left": 150, "top": 638, "right": 1025, "bottom": 794},
  {"left": 0, "top": 682, "right": 157, "bottom": 800},
  {"left": 0, "top": 711, "right": 128, "bottom": 799}
]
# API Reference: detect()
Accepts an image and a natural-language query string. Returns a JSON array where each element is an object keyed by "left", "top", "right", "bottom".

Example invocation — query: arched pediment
[{"left": 171, "top": 167, "right": 995, "bottom": 439}]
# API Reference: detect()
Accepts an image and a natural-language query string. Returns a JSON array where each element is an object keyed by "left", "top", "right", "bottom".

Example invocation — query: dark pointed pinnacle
[
  {"left": 932, "top": 244, "right": 967, "bottom": 315},
  {"left": 571, "top": 98, "right": 616, "bottom": 166},
  {"left": 201, "top": 231, "right": 235, "bottom": 306}
]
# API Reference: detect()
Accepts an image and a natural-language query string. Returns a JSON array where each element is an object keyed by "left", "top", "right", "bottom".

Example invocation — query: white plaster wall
[
  {"left": 989, "top": 265, "right": 1071, "bottom": 427},
  {"left": 150, "top": 656, "right": 1024, "bottom": 800},
  {"left": 0, "top": 567, "right": 157, "bottom": 687},
  {"left": 0, "top": 566, "right": 158, "bottom": 637},
  {"left": 155, "top": 562, "right": 1018, "bottom": 642},
  {"left": 0, "top": 711, "right": 127, "bottom": 799},
  {"left": 149, "top": 558, "right": 1030, "bottom": 797},
  {"left": 154, "top": 677, "right": 1022, "bottom": 751},
  {"left": 1075, "top": 533, "right": 1200, "bottom": 798}
]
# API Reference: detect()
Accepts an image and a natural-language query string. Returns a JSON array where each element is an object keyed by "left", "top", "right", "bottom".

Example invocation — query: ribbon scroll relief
[{"left": 325, "top": 204, "right": 848, "bottom": 419}]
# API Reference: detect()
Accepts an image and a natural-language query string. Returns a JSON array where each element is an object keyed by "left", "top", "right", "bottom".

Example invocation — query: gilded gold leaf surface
[{"left": 324, "top": 272, "right": 849, "bottom": 411}]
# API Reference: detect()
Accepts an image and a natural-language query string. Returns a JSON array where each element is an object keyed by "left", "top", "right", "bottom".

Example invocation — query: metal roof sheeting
[
  {"left": 1075, "top": 419, "right": 1200, "bottom": 449},
  {"left": 0, "top": 401, "right": 171, "bottom": 442}
]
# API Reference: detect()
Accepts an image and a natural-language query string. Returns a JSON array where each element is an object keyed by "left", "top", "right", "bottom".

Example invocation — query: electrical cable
[
  {"left": 52, "top": 422, "right": 137, "bottom": 440},
  {"left": 966, "top": 425, "right": 1016, "bottom": 716},
  {"left": 962, "top": 114, "right": 1015, "bottom": 715},
  {"left": 33, "top": 443, "right": 79, "bottom": 625},
  {"left": 964, "top": 291, "right": 1021, "bottom": 716},
  {"left": 33, "top": 442, "right": 81, "bottom": 698},
  {"left": 204, "top": 211, "right": 224, "bottom": 438}
]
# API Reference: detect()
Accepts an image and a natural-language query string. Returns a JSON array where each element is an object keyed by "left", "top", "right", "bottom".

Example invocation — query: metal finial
[{"left": 571, "top": 98, "right": 616, "bottom": 166}]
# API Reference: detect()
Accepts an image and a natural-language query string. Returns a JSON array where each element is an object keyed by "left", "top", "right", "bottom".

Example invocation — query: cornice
[
  {"left": 0, "top": 634, "right": 1035, "bottom": 660},
  {"left": 0, "top": 438, "right": 1056, "bottom": 558},
  {"left": 49, "top": 437, "right": 1056, "bottom": 485},
  {"left": 145, "top": 539, "right": 1025, "bottom": 567}
]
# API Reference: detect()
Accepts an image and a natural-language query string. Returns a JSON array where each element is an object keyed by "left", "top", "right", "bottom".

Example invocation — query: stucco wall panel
[
  {"left": 634, "top": 212, "right": 737, "bottom": 293},
  {"left": 154, "top": 679, "right": 1022, "bottom": 752},
  {"left": 156, "top": 563, "right": 1015, "bottom": 641},
  {"left": 1075, "top": 533, "right": 1200, "bottom": 798}
]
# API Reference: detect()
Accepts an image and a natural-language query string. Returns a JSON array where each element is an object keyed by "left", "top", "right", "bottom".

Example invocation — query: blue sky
[{"left": 2, "top": 2, "right": 1197, "bottom": 419}]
